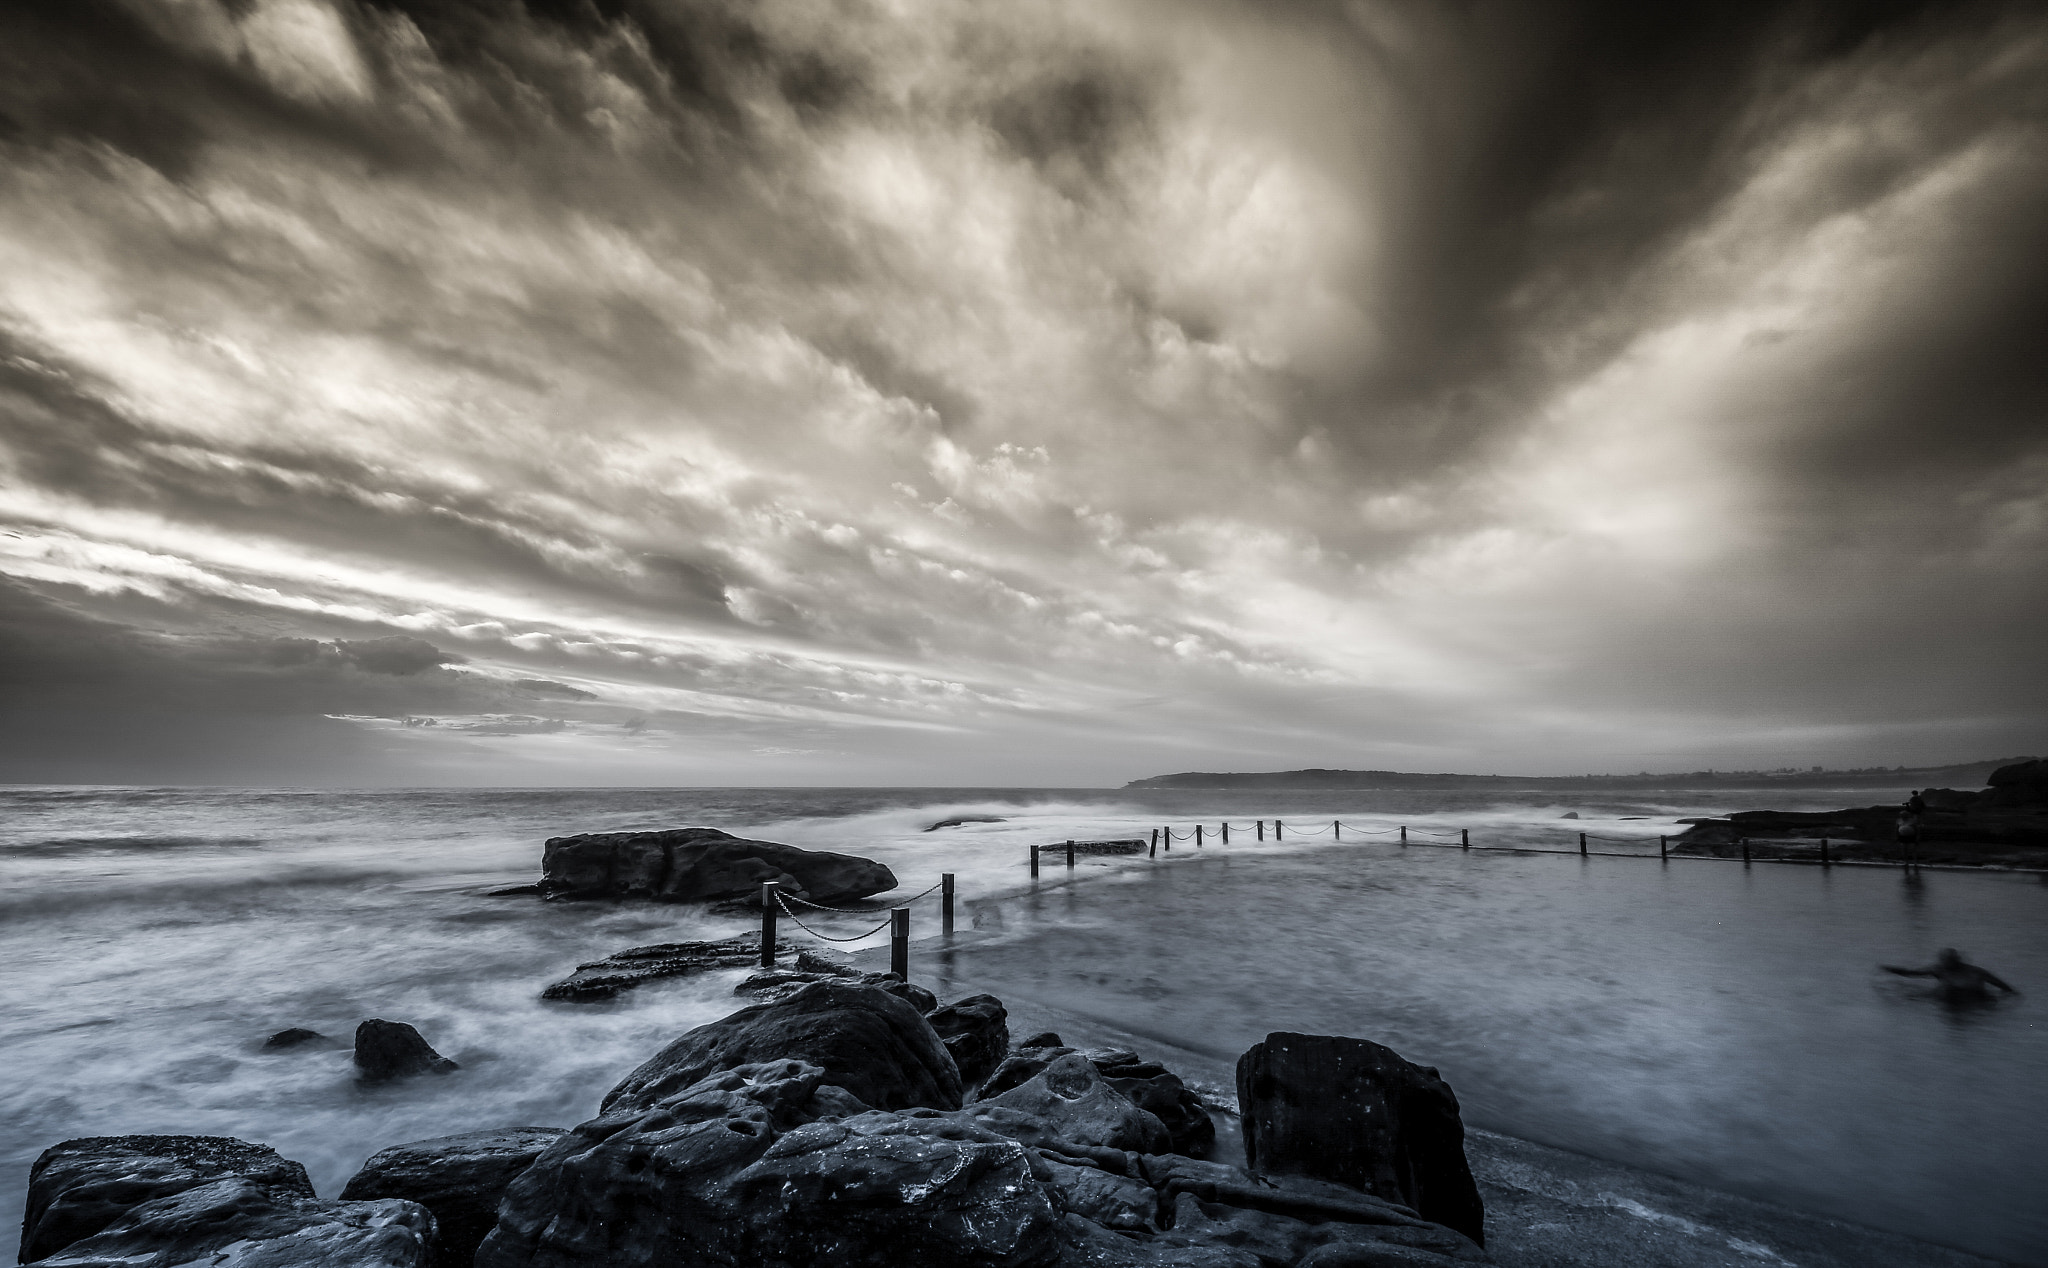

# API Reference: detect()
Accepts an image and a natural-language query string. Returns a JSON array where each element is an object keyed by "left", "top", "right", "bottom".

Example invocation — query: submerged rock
[
  {"left": 1238, "top": 1032, "right": 1484, "bottom": 1246},
  {"left": 261, "top": 1027, "right": 335, "bottom": 1051},
  {"left": 34, "top": 1178, "right": 433, "bottom": 1268},
  {"left": 925, "top": 814, "right": 1009, "bottom": 830},
  {"left": 1037, "top": 838, "right": 1149, "bottom": 858},
  {"left": 21, "top": 1135, "right": 314, "bottom": 1262},
  {"left": 354, "top": 1020, "right": 459, "bottom": 1083},
  {"left": 601, "top": 980, "right": 963, "bottom": 1115},
  {"left": 537, "top": 827, "right": 895, "bottom": 904},
  {"left": 927, "top": 993, "right": 1010, "bottom": 1088},
  {"left": 342, "top": 1128, "right": 566, "bottom": 1268},
  {"left": 541, "top": 936, "right": 794, "bottom": 1002}
]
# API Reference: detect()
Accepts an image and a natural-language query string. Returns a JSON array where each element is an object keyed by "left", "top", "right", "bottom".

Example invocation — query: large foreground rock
[
  {"left": 1985, "top": 757, "right": 2048, "bottom": 807},
  {"left": 476, "top": 1060, "right": 1059, "bottom": 1268},
  {"left": 21, "top": 1135, "right": 315, "bottom": 1262},
  {"left": 538, "top": 827, "right": 895, "bottom": 904},
  {"left": 601, "top": 980, "right": 964, "bottom": 1114},
  {"left": 34, "top": 1178, "right": 433, "bottom": 1268},
  {"left": 1238, "top": 1033, "right": 1484, "bottom": 1246},
  {"left": 341, "top": 1129, "right": 566, "bottom": 1268},
  {"left": 961, "top": 1053, "right": 1170, "bottom": 1155}
]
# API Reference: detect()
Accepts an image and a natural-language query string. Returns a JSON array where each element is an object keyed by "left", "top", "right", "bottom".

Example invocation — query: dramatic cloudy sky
[{"left": 1, "top": 0, "right": 2043, "bottom": 785}]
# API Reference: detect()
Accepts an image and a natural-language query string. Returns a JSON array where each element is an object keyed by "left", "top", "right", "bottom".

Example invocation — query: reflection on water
[
  {"left": 1, "top": 786, "right": 2041, "bottom": 1266},
  {"left": 951, "top": 846, "right": 2046, "bottom": 1265}
]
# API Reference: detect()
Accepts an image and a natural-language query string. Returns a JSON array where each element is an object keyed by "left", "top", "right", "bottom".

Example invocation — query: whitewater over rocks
[{"left": 19, "top": 977, "right": 1488, "bottom": 1268}]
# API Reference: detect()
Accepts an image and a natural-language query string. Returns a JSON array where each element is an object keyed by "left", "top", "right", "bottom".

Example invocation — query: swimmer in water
[{"left": 1883, "top": 948, "right": 2018, "bottom": 998}]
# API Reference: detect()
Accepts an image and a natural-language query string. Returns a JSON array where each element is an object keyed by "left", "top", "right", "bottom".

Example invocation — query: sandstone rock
[
  {"left": 927, "top": 993, "right": 1010, "bottom": 1088},
  {"left": 21, "top": 1135, "right": 315, "bottom": 1262},
  {"left": 601, "top": 980, "right": 963, "bottom": 1115},
  {"left": 354, "top": 1020, "right": 459, "bottom": 1083},
  {"left": 262, "top": 1027, "right": 335, "bottom": 1050},
  {"left": 1238, "top": 1033, "right": 1484, "bottom": 1247},
  {"left": 959, "top": 1053, "right": 1170, "bottom": 1154},
  {"left": 541, "top": 937, "right": 793, "bottom": 1001},
  {"left": 476, "top": 1061, "right": 1059, "bottom": 1268},
  {"left": 33, "top": 1178, "right": 433, "bottom": 1268},
  {"left": 340, "top": 1129, "right": 565, "bottom": 1268},
  {"left": 538, "top": 827, "right": 894, "bottom": 904}
]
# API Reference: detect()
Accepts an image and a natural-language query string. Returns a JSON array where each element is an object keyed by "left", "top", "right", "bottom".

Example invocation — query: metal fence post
[
  {"left": 1579, "top": 832, "right": 1588, "bottom": 856},
  {"left": 1066, "top": 839, "right": 1076, "bottom": 868},
  {"left": 1150, "top": 828, "right": 1158, "bottom": 858},
  {"left": 1276, "top": 820, "right": 1283, "bottom": 839},
  {"left": 890, "top": 908, "right": 910, "bottom": 980},
  {"left": 1222, "top": 822, "right": 1230, "bottom": 843},
  {"left": 760, "top": 882, "right": 779, "bottom": 967},
  {"left": 1334, "top": 819, "right": 1341, "bottom": 839},
  {"left": 1461, "top": 828, "right": 1470, "bottom": 850},
  {"left": 1659, "top": 835, "right": 1668, "bottom": 860},
  {"left": 1163, "top": 827, "right": 1171, "bottom": 852},
  {"left": 1029, "top": 844, "right": 1038, "bottom": 877},
  {"left": 1399, "top": 826, "right": 1407, "bottom": 845},
  {"left": 1257, "top": 819, "right": 1265, "bottom": 841},
  {"left": 942, "top": 873, "right": 955, "bottom": 936},
  {"left": 1195, "top": 825, "right": 1203, "bottom": 847}
]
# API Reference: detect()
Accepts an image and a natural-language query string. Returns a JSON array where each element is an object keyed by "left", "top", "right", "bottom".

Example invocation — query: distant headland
[{"left": 1123, "top": 756, "right": 2034, "bottom": 791}]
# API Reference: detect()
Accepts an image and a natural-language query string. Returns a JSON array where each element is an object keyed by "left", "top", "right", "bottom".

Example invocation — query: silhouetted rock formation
[
  {"left": 342, "top": 1129, "right": 566, "bottom": 1268},
  {"left": 1238, "top": 1032, "right": 1485, "bottom": 1246},
  {"left": 260, "top": 1026, "right": 334, "bottom": 1050},
  {"left": 537, "top": 827, "right": 895, "bottom": 904},
  {"left": 354, "top": 1020, "right": 459, "bottom": 1083},
  {"left": 1985, "top": 758, "right": 2048, "bottom": 807},
  {"left": 21, "top": 1136, "right": 314, "bottom": 1263},
  {"left": 601, "top": 981, "right": 964, "bottom": 1115}
]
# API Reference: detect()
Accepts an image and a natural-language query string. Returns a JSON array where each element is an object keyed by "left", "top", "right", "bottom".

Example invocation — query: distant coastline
[{"left": 1123, "top": 756, "right": 2032, "bottom": 791}]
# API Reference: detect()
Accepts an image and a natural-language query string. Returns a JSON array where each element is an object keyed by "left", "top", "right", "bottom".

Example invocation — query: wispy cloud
[{"left": 0, "top": 0, "right": 2042, "bottom": 784}]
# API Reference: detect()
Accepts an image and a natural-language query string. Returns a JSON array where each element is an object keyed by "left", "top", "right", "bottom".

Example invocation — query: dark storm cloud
[{"left": 0, "top": 0, "right": 2042, "bottom": 782}]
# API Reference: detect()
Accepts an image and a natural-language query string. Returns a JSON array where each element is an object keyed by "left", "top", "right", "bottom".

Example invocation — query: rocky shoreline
[
  {"left": 1666, "top": 757, "right": 2048, "bottom": 869},
  {"left": 22, "top": 961, "right": 1499, "bottom": 1268}
]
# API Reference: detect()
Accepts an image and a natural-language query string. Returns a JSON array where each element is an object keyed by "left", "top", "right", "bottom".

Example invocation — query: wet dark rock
[
  {"left": 1021, "top": 1030, "right": 1064, "bottom": 1049},
  {"left": 601, "top": 980, "right": 963, "bottom": 1115},
  {"left": 1091, "top": 1049, "right": 1216, "bottom": 1160},
  {"left": 354, "top": 1020, "right": 459, "bottom": 1083},
  {"left": 958, "top": 1053, "right": 1170, "bottom": 1154},
  {"left": 925, "top": 814, "right": 1008, "bottom": 830},
  {"left": 21, "top": 1135, "right": 315, "bottom": 1262},
  {"left": 734, "top": 964, "right": 936, "bottom": 1013},
  {"left": 261, "top": 1027, "right": 335, "bottom": 1051},
  {"left": 341, "top": 1128, "right": 565, "bottom": 1268},
  {"left": 31, "top": 1177, "right": 432, "bottom": 1267},
  {"left": 1238, "top": 1033, "right": 1484, "bottom": 1247},
  {"left": 926, "top": 993, "right": 1010, "bottom": 1088},
  {"left": 483, "top": 883, "right": 544, "bottom": 897},
  {"left": 1140, "top": 1154, "right": 1481, "bottom": 1264},
  {"left": 537, "top": 826, "right": 895, "bottom": 904},
  {"left": 541, "top": 936, "right": 794, "bottom": 1002},
  {"left": 476, "top": 1060, "right": 1058, "bottom": 1268},
  {"left": 1559, "top": 812, "right": 1579, "bottom": 819},
  {"left": 981, "top": 1046, "right": 1210, "bottom": 1156}
]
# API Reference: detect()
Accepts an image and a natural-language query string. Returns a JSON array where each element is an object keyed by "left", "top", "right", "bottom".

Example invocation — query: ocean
[{"left": 2, "top": 785, "right": 2042, "bottom": 1263}]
